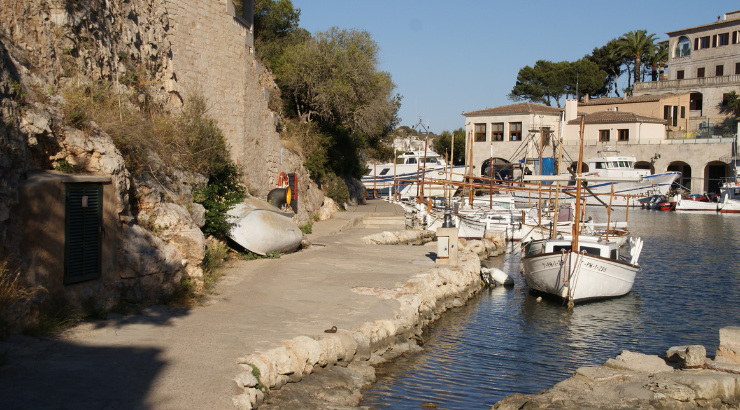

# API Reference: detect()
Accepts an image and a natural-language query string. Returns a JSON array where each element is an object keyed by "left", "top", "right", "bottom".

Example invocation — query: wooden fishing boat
[{"left": 520, "top": 115, "right": 643, "bottom": 306}]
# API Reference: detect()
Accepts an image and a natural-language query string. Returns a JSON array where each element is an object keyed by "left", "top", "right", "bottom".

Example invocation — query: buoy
[
  {"left": 482, "top": 267, "right": 514, "bottom": 286},
  {"left": 277, "top": 171, "right": 289, "bottom": 188}
]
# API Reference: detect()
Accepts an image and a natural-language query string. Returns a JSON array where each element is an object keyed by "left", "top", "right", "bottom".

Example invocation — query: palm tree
[
  {"left": 645, "top": 42, "right": 669, "bottom": 81},
  {"left": 617, "top": 30, "right": 657, "bottom": 85}
]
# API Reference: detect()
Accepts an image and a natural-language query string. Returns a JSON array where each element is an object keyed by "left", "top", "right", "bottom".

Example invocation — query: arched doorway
[
  {"left": 704, "top": 161, "right": 730, "bottom": 194},
  {"left": 667, "top": 161, "right": 691, "bottom": 190},
  {"left": 634, "top": 161, "right": 654, "bottom": 174},
  {"left": 481, "top": 157, "right": 511, "bottom": 179}
]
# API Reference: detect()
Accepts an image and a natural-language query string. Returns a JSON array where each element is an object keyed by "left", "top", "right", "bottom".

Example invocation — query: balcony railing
[{"left": 634, "top": 75, "right": 740, "bottom": 92}]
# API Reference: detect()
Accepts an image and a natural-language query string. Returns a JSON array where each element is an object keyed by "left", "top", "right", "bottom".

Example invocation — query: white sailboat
[{"left": 520, "top": 116, "right": 643, "bottom": 306}]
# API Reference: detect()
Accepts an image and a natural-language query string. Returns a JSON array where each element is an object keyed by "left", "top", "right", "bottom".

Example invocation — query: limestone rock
[
  {"left": 318, "top": 197, "right": 337, "bottom": 221},
  {"left": 231, "top": 393, "right": 252, "bottom": 410},
  {"left": 666, "top": 345, "right": 706, "bottom": 367},
  {"left": 284, "top": 336, "right": 322, "bottom": 369},
  {"left": 603, "top": 350, "right": 673, "bottom": 374},
  {"left": 234, "top": 372, "right": 258, "bottom": 388},
  {"left": 716, "top": 326, "right": 740, "bottom": 364}
]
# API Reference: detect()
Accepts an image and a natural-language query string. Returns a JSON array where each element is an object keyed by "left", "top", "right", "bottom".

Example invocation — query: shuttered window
[{"left": 64, "top": 184, "right": 102, "bottom": 285}]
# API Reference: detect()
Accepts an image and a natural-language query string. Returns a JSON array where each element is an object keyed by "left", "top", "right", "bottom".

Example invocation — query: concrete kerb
[{"left": 231, "top": 228, "right": 502, "bottom": 409}]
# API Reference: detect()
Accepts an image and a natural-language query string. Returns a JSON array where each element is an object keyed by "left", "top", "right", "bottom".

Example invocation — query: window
[
  {"left": 664, "top": 105, "right": 671, "bottom": 120},
  {"left": 65, "top": 184, "right": 103, "bottom": 285},
  {"left": 681, "top": 106, "right": 686, "bottom": 119},
  {"left": 723, "top": 93, "right": 730, "bottom": 106},
  {"left": 676, "top": 70, "right": 685, "bottom": 80},
  {"left": 697, "top": 67, "right": 705, "bottom": 78},
  {"left": 675, "top": 36, "right": 691, "bottom": 57},
  {"left": 734, "top": 31, "right": 738, "bottom": 45},
  {"left": 719, "top": 33, "right": 730, "bottom": 46},
  {"left": 712, "top": 35, "right": 717, "bottom": 48},
  {"left": 694, "top": 37, "right": 699, "bottom": 50},
  {"left": 595, "top": 162, "right": 605, "bottom": 169},
  {"left": 672, "top": 106, "right": 678, "bottom": 127},
  {"left": 406, "top": 158, "right": 417, "bottom": 164},
  {"left": 700, "top": 36, "right": 710, "bottom": 49},
  {"left": 379, "top": 168, "right": 390, "bottom": 176},
  {"left": 618, "top": 129, "right": 629, "bottom": 141},
  {"left": 474, "top": 123, "right": 486, "bottom": 142},
  {"left": 509, "top": 122, "right": 522, "bottom": 141},
  {"left": 599, "top": 130, "right": 610, "bottom": 142},
  {"left": 736, "top": 62, "right": 740, "bottom": 75},
  {"left": 491, "top": 123, "right": 504, "bottom": 141},
  {"left": 716, "top": 65, "right": 724, "bottom": 76}
]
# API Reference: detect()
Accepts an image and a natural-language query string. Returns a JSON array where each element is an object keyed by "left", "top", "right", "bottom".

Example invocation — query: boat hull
[
  {"left": 227, "top": 201, "right": 302, "bottom": 255},
  {"left": 522, "top": 251, "right": 638, "bottom": 302},
  {"left": 675, "top": 198, "right": 718, "bottom": 212}
]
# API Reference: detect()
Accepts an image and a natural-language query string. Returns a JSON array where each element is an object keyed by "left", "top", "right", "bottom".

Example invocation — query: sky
[{"left": 291, "top": 0, "right": 739, "bottom": 134}]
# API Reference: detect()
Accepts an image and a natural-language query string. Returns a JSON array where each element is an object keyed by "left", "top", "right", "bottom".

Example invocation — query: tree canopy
[
  {"left": 253, "top": 0, "right": 310, "bottom": 67},
  {"left": 433, "top": 128, "right": 466, "bottom": 166},
  {"left": 276, "top": 27, "right": 401, "bottom": 143},
  {"left": 509, "top": 59, "right": 607, "bottom": 107},
  {"left": 616, "top": 30, "right": 657, "bottom": 88}
]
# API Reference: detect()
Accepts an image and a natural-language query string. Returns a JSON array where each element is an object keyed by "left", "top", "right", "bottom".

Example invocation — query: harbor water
[{"left": 361, "top": 209, "right": 740, "bottom": 409}]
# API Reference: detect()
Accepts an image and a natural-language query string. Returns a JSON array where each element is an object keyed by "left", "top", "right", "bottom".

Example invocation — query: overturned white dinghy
[
  {"left": 227, "top": 198, "right": 302, "bottom": 255},
  {"left": 481, "top": 267, "right": 514, "bottom": 286}
]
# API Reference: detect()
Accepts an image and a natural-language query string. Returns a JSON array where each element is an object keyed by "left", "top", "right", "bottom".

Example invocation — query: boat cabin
[
  {"left": 524, "top": 238, "right": 621, "bottom": 260},
  {"left": 720, "top": 176, "right": 740, "bottom": 202},
  {"left": 397, "top": 151, "right": 443, "bottom": 165},
  {"left": 586, "top": 152, "right": 651, "bottom": 178}
]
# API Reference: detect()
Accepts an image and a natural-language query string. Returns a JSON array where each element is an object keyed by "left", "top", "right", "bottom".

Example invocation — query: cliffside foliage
[
  {"left": 63, "top": 84, "right": 245, "bottom": 238},
  {"left": 433, "top": 128, "right": 466, "bottom": 166},
  {"left": 255, "top": 1, "right": 400, "bottom": 202}
]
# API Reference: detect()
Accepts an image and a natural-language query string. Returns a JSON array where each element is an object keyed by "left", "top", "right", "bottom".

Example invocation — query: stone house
[
  {"left": 463, "top": 100, "right": 736, "bottom": 194},
  {"left": 462, "top": 103, "right": 564, "bottom": 176},
  {"left": 633, "top": 10, "right": 740, "bottom": 136}
]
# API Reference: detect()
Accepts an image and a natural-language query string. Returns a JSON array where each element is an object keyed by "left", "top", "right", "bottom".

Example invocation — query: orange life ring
[{"left": 277, "top": 172, "right": 289, "bottom": 188}]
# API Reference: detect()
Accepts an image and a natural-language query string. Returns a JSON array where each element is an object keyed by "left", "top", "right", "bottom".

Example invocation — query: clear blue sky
[{"left": 292, "top": 0, "right": 739, "bottom": 134}]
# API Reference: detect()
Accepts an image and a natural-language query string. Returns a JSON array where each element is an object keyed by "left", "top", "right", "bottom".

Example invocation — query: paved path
[{"left": 0, "top": 200, "right": 436, "bottom": 410}]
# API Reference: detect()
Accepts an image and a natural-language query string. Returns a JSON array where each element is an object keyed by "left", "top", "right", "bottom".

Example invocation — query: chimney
[{"left": 565, "top": 99, "right": 578, "bottom": 122}]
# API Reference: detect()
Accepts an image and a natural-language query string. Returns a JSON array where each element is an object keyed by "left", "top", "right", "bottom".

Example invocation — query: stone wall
[
  {"left": 0, "top": 0, "right": 324, "bottom": 327},
  {"left": 163, "top": 0, "right": 322, "bottom": 221}
]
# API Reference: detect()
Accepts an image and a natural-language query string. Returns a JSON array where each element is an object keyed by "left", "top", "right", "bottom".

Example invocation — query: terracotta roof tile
[
  {"left": 579, "top": 94, "right": 678, "bottom": 106},
  {"left": 566, "top": 111, "right": 667, "bottom": 125},
  {"left": 463, "top": 102, "right": 564, "bottom": 116}
]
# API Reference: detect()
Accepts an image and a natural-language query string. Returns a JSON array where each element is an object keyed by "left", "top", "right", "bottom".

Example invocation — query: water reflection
[{"left": 362, "top": 211, "right": 740, "bottom": 410}]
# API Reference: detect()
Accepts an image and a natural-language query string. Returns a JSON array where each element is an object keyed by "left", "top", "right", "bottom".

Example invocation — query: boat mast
[{"left": 572, "top": 115, "right": 586, "bottom": 252}]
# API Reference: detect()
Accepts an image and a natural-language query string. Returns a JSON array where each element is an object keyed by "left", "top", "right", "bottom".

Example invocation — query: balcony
[{"left": 634, "top": 74, "right": 740, "bottom": 92}]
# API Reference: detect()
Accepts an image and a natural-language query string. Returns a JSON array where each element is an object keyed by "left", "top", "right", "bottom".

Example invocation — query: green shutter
[{"left": 64, "top": 184, "right": 103, "bottom": 285}]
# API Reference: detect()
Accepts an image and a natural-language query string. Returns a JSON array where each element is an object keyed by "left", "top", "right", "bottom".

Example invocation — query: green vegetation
[
  {"left": 508, "top": 59, "right": 607, "bottom": 107},
  {"left": 54, "top": 159, "right": 76, "bottom": 173},
  {"left": 255, "top": 1, "right": 400, "bottom": 202},
  {"left": 433, "top": 128, "right": 466, "bottom": 166},
  {"left": 298, "top": 221, "right": 312, "bottom": 234},
  {"left": 23, "top": 302, "right": 83, "bottom": 337},
  {"left": 64, "top": 83, "right": 246, "bottom": 240},
  {"left": 241, "top": 250, "right": 280, "bottom": 261},
  {"left": 511, "top": 28, "right": 667, "bottom": 103}
]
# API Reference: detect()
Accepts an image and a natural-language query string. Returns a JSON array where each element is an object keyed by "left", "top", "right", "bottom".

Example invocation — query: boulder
[
  {"left": 234, "top": 371, "right": 258, "bottom": 388},
  {"left": 603, "top": 350, "right": 673, "bottom": 374},
  {"left": 666, "top": 345, "right": 706, "bottom": 367},
  {"left": 716, "top": 326, "right": 740, "bottom": 364}
]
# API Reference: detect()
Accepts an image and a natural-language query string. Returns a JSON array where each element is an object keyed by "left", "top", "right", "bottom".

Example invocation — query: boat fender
[{"left": 267, "top": 187, "right": 292, "bottom": 209}]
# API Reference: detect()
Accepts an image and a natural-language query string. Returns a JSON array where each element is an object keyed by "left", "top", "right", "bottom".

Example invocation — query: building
[
  {"left": 578, "top": 94, "right": 691, "bottom": 140},
  {"left": 633, "top": 10, "right": 740, "bottom": 137},
  {"left": 463, "top": 102, "right": 564, "bottom": 177},
  {"left": 463, "top": 100, "right": 735, "bottom": 194}
]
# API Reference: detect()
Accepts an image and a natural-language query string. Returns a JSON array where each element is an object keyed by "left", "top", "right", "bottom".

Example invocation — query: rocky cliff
[{"left": 0, "top": 0, "right": 326, "bottom": 327}]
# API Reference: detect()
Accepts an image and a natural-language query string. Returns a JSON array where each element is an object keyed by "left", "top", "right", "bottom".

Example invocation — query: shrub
[
  {"left": 299, "top": 221, "right": 312, "bottom": 234},
  {"left": 202, "top": 241, "right": 229, "bottom": 292},
  {"left": 322, "top": 172, "right": 349, "bottom": 205},
  {"left": 193, "top": 163, "right": 246, "bottom": 239}
]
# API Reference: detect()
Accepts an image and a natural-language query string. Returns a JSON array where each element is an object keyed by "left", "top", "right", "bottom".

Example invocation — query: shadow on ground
[{"left": 0, "top": 333, "right": 166, "bottom": 410}]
